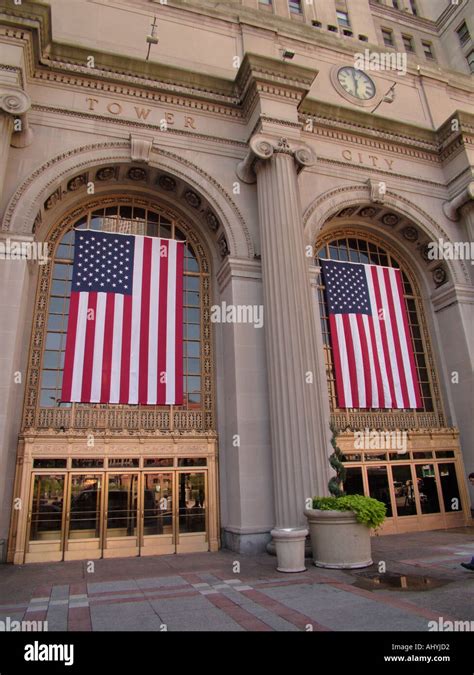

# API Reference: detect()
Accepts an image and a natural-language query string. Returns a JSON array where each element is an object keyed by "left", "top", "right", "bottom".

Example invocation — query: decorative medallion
[
  {"left": 275, "top": 137, "right": 292, "bottom": 155},
  {"left": 128, "top": 167, "right": 147, "bottom": 181},
  {"left": 44, "top": 188, "right": 62, "bottom": 211},
  {"left": 381, "top": 213, "right": 399, "bottom": 226},
  {"left": 359, "top": 207, "right": 379, "bottom": 218},
  {"left": 67, "top": 174, "right": 87, "bottom": 192},
  {"left": 184, "top": 190, "right": 201, "bottom": 208},
  {"left": 403, "top": 226, "right": 418, "bottom": 241},
  {"left": 96, "top": 167, "right": 116, "bottom": 181},
  {"left": 158, "top": 174, "right": 177, "bottom": 192},
  {"left": 433, "top": 267, "right": 447, "bottom": 286},
  {"left": 420, "top": 243, "right": 432, "bottom": 262},
  {"left": 205, "top": 210, "right": 219, "bottom": 232},
  {"left": 337, "top": 207, "right": 358, "bottom": 217},
  {"left": 217, "top": 233, "right": 229, "bottom": 258}
]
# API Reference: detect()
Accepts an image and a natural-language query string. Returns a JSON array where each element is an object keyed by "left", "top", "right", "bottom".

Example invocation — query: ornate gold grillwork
[{"left": 22, "top": 196, "right": 215, "bottom": 435}]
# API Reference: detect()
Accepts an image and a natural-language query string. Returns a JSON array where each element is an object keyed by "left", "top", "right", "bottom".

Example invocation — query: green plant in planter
[
  {"left": 312, "top": 495, "right": 386, "bottom": 529},
  {"left": 313, "top": 425, "right": 387, "bottom": 529}
]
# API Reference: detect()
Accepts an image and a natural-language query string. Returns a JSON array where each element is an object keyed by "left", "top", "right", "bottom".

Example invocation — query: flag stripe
[
  {"left": 138, "top": 237, "right": 152, "bottom": 404},
  {"left": 330, "top": 314, "right": 347, "bottom": 407},
  {"left": 147, "top": 238, "right": 161, "bottom": 405},
  {"left": 61, "top": 291, "right": 80, "bottom": 402},
  {"left": 81, "top": 292, "right": 97, "bottom": 403},
  {"left": 119, "top": 294, "right": 133, "bottom": 404},
  {"left": 90, "top": 292, "right": 107, "bottom": 403},
  {"left": 165, "top": 241, "right": 177, "bottom": 404},
  {"left": 342, "top": 314, "right": 359, "bottom": 408},
  {"left": 383, "top": 267, "right": 410, "bottom": 407},
  {"left": 157, "top": 239, "right": 169, "bottom": 404},
  {"left": 174, "top": 242, "right": 184, "bottom": 404},
  {"left": 109, "top": 293, "right": 123, "bottom": 404},
  {"left": 370, "top": 267, "right": 397, "bottom": 407},
  {"left": 70, "top": 293, "right": 89, "bottom": 402},
  {"left": 100, "top": 293, "right": 115, "bottom": 403},
  {"left": 356, "top": 313, "right": 371, "bottom": 408}
]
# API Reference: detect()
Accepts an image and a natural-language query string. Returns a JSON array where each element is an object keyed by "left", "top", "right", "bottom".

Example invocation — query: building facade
[{"left": 0, "top": 0, "right": 473, "bottom": 564}]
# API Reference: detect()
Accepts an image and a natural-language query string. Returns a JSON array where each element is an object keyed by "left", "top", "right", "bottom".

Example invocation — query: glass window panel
[
  {"left": 49, "top": 297, "right": 64, "bottom": 313},
  {"left": 40, "top": 390, "right": 57, "bottom": 406},
  {"left": 147, "top": 211, "right": 159, "bottom": 223},
  {"left": 185, "top": 257, "right": 199, "bottom": 273},
  {"left": 415, "top": 464, "right": 440, "bottom": 514},
  {"left": 160, "top": 224, "right": 172, "bottom": 239},
  {"left": 178, "top": 472, "right": 206, "bottom": 533},
  {"left": 71, "top": 459, "right": 104, "bottom": 468},
  {"left": 185, "top": 323, "right": 200, "bottom": 339},
  {"left": 391, "top": 465, "right": 417, "bottom": 516},
  {"left": 69, "top": 475, "right": 102, "bottom": 538},
  {"left": 56, "top": 245, "right": 73, "bottom": 260},
  {"left": 367, "top": 466, "right": 392, "bottom": 517},
  {"left": 187, "top": 393, "right": 201, "bottom": 405},
  {"left": 61, "top": 230, "right": 75, "bottom": 244},
  {"left": 435, "top": 451, "right": 455, "bottom": 458},
  {"left": 29, "top": 474, "right": 65, "bottom": 541},
  {"left": 107, "top": 459, "right": 140, "bottom": 468},
  {"left": 186, "top": 358, "right": 201, "bottom": 375},
  {"left": 178, "top": 458, "right": 207, "bottom": 467},
  {"left": 47, "top": 315, "right": 65, "bottom": 331},
  {"left": 187, "top": 376, "right": 201, "bottom": 393},
  {"left": 144, "top": 458, "right": 173, "bottom": 467},
  {"left": 53, "top": 264, "right": 72, "bottom": 280},
  {"left": 46, "top": 333, "right": 63, "bottom": 350},
  {"left": 41, "top": 371, "right": 58, "bottom": 388},
  {"left": 438, "top": 463, "right": 461, "bottom": 513},
  {"left": 43, "top": 350, "right": 61, "bottom": 369},
  {"left": 185, "top": 342, "right": 200, "bottom": 358},
  {"left": 184, "top": 275, "right": 199, "bottom": 291},
  {"left": 186, "top": 292, "right": 200, "bottom": 306},
  {"left": 51, "top": 280, "right": 70, "bottom": 296},
  {"left": 343, "top": 466, "right": 364, "bottom": 494},
  {"left": 185, "top": 308, "right": 200, "bottom": 323},
  {"left": 33, "top": 459, "right": 67, "bottom": 468}
]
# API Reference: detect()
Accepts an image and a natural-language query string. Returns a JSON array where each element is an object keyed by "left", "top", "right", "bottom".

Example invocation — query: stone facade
[{"left": 0, "top": 0, "right": 473, "bottom": 561}]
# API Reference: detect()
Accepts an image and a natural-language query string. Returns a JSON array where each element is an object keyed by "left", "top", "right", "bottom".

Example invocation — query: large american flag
[
  {"left": 61, "top": 229, "right": 184, "bottom": 405},
  {"left": 321, "top": 259, "right": 422, "bottom": 409}
]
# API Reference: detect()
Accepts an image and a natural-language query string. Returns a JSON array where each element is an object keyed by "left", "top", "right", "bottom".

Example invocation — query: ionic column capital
[
  {"left": 0, "top": 86, "right": 31, "bottom": 116},
  {"left": 442, "top": 182, "right": 474, "bottom": 222},
  {"left": 236, "top": 134, "right": 317, "bottom": 184}
]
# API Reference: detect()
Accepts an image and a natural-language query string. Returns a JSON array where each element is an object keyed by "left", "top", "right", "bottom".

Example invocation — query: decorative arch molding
[
  {"left": 303, "top": 185, "right": 471, "bottom": 287},
  {"left": 2, "top": 141, "right": 254, "bottom": 260}
]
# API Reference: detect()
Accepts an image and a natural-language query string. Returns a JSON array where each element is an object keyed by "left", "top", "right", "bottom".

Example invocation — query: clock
[{"left": 336, "top": 66, "right": 376, "bottom": 101}]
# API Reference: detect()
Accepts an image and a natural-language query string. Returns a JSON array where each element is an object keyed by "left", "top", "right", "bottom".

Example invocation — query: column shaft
[
  {"left": 256, "top": 152, "right": 329, "bottom": 529},
  {"left": 0, "top": 112, "right": 14, "bottom": 207}
]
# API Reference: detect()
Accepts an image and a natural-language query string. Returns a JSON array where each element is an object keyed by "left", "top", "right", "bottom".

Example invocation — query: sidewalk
[{"left": 0, "top": 527, "right": 473, "bottom": 631}]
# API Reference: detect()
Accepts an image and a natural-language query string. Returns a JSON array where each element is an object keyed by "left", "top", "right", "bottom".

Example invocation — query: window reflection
[
  {"left": 391, "top": 465, "right": 417, "bottom": 516},
  {"left": 415, "top": 464, "right": 440, "bottom": 514},
  {"left": 367, "top": 466, "right": 392, "bottom": 517},
  {"left": 439, "top": 463, "right": 462, "bottom": 513}
]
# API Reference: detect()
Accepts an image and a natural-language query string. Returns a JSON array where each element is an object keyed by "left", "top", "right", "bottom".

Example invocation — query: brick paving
[{"left": 0, "top": 527, "right": 472, "bottom": 631}]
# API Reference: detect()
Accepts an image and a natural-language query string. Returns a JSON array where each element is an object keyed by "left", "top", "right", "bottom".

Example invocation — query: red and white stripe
[
  {"left": 330, "top": 264, "right": 421, "bottom": 409},
  {"left": 62, "top": 236, "right": 184, "bottom": 405}
]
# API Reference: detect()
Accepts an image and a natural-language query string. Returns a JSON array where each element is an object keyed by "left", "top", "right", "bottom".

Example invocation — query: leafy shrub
[{"left": 312, "top": 494, "right": 386, "bottom": 529}]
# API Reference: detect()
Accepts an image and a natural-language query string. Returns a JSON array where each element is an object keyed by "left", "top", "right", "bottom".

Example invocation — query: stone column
[
  {"left": 0, "top": 87, "right": 32, "bottom": 207},
  {"left": 238, "top": 135, "right": 330, "bottom": 532}
]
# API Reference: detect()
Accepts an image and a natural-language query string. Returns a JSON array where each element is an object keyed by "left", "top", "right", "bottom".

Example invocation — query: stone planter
[
  {"left": 270, "top": 527, "right": 308, "bottom": 573},
  {"left": 304, "top": 509, "right": 372, "bottom": 569}
]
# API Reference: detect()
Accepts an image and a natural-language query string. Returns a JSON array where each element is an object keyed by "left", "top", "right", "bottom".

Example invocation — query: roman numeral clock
[{"left": 331, "top": 66, "right": 377, "bottom": 106}]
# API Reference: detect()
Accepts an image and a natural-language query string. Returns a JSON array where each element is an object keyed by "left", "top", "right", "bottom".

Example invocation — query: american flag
[
  {"left": 321, "top": 259, "right": 422, "bottom": 409},
  {"left": 61, "top": 229, "right": 184, "bottom": 405}
]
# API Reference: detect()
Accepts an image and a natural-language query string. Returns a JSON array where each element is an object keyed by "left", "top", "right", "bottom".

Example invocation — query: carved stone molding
[
  {"left": 236, "top": 134, "right": 316, "bottom": 184},
  {"left": 130, "top": 133, "right": 154, "bottom": 164},
  {"left": 367, "top": 178, "right": 386, "bottom": 204},
  {"left": 442, "top": 182, "right": 474, "bottom": 222}
]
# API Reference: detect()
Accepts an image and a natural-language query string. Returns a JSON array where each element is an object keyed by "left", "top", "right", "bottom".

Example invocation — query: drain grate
[{"left": 351, "top": 571, "right": 448, "bottom": 592}]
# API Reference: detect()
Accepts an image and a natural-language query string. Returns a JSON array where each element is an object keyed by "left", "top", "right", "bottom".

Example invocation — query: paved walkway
[{"left": 0, "top": 528, "right": 473, "bottom": 631}]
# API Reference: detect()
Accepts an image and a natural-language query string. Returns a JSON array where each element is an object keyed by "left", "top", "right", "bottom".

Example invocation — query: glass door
[
  {"left": 176, "top": 471, "right": 208, "bottom": 553},
  {"left": 141, "top": 473, "right": 175, "bottom": 555},
  {"left": 65, "top": 474, "right": 103, "bottom": 561},
  {"left": 26, "top": 473, "right": 66, "bottom": 563},
  {"left": 103, "top": 473, "right": 139, "bottom": 558}
]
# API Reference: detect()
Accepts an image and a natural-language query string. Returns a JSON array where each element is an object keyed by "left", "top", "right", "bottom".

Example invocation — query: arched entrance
[
  {"left": 8, "top": 194, "right": 220, "bottom": 563},
  {"left": 310, "top": 206, "right": 471, "bottom": 535}
]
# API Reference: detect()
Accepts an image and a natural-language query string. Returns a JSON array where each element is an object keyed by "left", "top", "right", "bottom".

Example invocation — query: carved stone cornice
[
  {"left": 236, "top": 134, "right": 316, "bottom": 184},
  {"left": 442, "top": 182, "right": 474, "bottom": 222}
]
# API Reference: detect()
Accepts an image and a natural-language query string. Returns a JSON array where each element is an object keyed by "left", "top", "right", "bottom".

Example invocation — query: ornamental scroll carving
[{"left": 236, "top": 134, "right": 317, "bottom": 184}]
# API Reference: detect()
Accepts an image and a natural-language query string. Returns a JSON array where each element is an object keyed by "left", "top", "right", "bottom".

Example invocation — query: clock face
[{"left": 337, "top": 67, "right": 376, "bottom": 101}]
